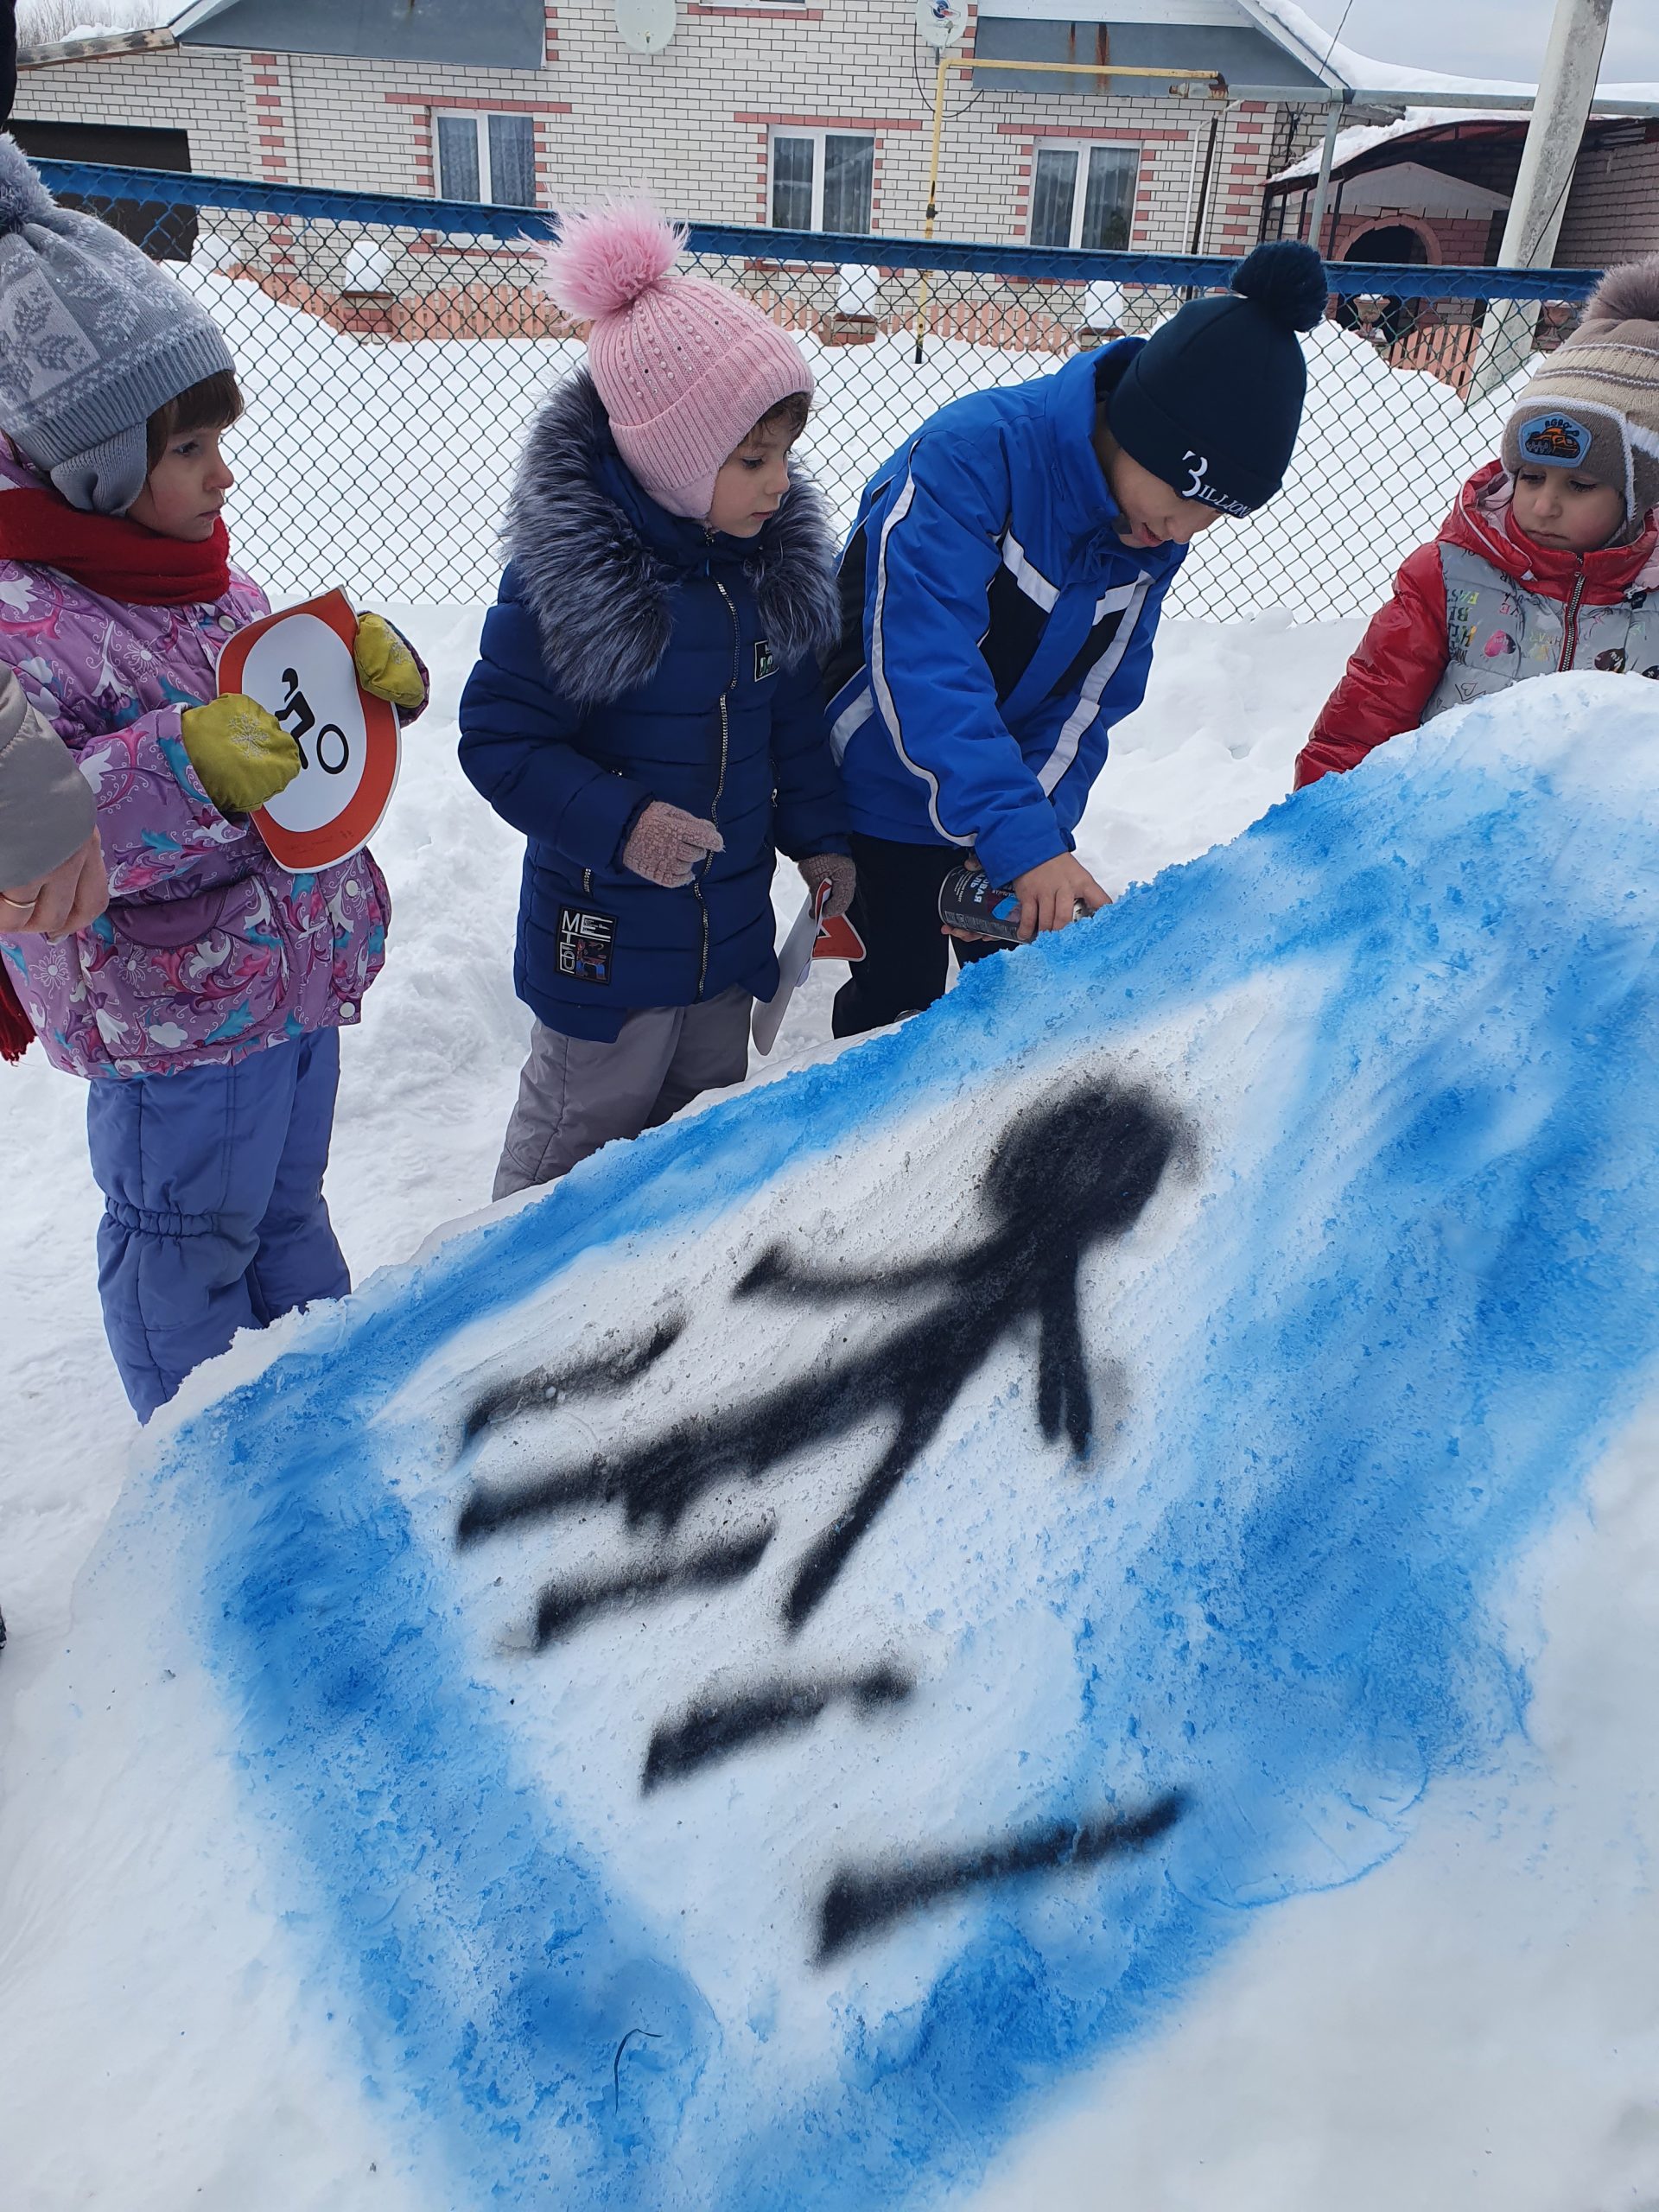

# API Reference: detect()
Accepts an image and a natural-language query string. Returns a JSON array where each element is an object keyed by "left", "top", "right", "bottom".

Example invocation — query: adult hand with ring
[{"left": 1, "top": 829, "right": 109, "bottom": 939}]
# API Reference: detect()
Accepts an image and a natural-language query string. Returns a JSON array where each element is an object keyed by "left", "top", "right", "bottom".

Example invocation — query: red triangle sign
[{"left": 814, "top": 912, "right": 866, "bottom": 962}]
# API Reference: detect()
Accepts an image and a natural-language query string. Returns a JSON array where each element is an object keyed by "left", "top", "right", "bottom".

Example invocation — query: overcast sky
[{"left": 1293, "top": 0, "right": 1659, "bottom": 86}]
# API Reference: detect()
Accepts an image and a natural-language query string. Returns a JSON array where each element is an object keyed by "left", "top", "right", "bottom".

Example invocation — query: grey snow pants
[{"left": 493, "top": 985, "right": 753, "bottom": 1200}]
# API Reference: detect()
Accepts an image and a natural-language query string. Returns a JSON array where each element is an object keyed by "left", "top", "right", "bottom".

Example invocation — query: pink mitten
[
  {"left": 622, "top": 800, "right": 723, "bottom": 887},
  {"left": 798, "top": 851, "right": 856, "bottom": 919}
]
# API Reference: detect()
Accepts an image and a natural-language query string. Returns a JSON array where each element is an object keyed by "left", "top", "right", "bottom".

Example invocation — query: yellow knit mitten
[
  {"left": 353, "top": 611, "right": 427, "bottom": 712},
  {"left": 178, "top": 695, "right": 302, "bottom": 814}
]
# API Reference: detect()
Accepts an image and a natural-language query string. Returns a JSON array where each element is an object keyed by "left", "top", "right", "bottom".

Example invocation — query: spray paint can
[{"left": 938, "top": 865, "right": 1023, "bottom": 944}]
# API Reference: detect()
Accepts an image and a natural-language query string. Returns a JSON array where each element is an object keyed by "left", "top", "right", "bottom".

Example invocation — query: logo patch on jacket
[
  {"left": 556, "top": 905, "right": 616, "bottom": 985},
  {"left": 754, "top": 639, "right": 778, "bottom": 683},
  {"left": 1519, "top": 413, "right": 1591, "bottom": 465}
]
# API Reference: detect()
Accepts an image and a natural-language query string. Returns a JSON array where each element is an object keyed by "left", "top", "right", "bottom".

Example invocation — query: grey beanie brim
[{"left": 0, "top": 135, "right": 237, "bottom": 515}]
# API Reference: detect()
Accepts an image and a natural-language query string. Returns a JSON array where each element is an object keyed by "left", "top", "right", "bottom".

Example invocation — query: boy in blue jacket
[
  {"left": 825, "top": 240, "right": 1326, "bottom": 1037},
  {"left": 460, "top": 206, "right": 851, "bottom": 1196}
]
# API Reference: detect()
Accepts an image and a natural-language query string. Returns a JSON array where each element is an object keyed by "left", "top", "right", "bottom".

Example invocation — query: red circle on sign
[{"left": 218, "top": 588, "right": 401, "bottom": 873}]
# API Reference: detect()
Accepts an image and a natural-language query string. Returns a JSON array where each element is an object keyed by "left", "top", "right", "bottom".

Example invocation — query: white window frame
[
  {"left": 1028, "top": 139, "right": 1141, "bottom": 251},
  {"left": 768, "top": 127, "right": 875, "bottom": 233},
  {"left": 433, "top": 111, "right": 537, "bottom": 207}
]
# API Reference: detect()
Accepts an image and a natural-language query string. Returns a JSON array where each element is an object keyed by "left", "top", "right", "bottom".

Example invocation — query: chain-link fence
[{"left": 38, "top": 162, "right": 1605, "bottom": 624}]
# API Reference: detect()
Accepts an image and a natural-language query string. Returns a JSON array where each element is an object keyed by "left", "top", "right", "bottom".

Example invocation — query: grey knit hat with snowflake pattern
[{"left": 0, "top": 134, "right": 234, "bottom": 515}]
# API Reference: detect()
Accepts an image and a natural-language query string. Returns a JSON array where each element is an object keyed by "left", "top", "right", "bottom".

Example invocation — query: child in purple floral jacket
[{"left": 0, "top": 141, "right": 426, "bottom": 1418}]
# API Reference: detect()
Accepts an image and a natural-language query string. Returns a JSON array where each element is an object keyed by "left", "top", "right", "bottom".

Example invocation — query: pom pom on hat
[
  {"left": 0, "top": 133, "right": 58, "bottom": 234},
  {"left": 541, "top": 199, "right": 687, "bottom": 323},
  {"left": 1575, "top": 251, "right": 1659, "bottom": 340},
  {"left": 1230, "top": 238, "right": 1329, "bottom": 334},
  {"left": 543, "top": 197, "right": 813, "bottom": 524}
]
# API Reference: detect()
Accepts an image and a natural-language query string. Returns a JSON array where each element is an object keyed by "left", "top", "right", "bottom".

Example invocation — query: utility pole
[
  {"left": 1305, "top": 103, "right": 1344, "bottom": 257},
  {"left": 1468, "top": 0, "right": 1615, "bottom": 401}
]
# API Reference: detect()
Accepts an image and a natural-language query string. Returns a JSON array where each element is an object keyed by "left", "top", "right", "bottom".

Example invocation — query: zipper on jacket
[
  {"left": 694, "top": 576, "right": 741, "bottom": 1000},
  {"left": 1560, "top": 569, "right": 1586, "bottom": 670}
]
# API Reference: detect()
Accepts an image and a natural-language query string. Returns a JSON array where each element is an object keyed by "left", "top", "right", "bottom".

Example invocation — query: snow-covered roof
[
  {"left": 1269, "top": 108, "right": 1531, "bottom": 189},
  {"left": 14, "top": 0, "right": 176, "bottom": 35},
  {"left": 1274, "top": 101, "right": 1654, "bottom": 192},
  {"left": 978, "top": 3, "right": 1659, "bottom": 109},
  {"left": 1254, "top": 0, "right": 1659, "bottom": 105}
]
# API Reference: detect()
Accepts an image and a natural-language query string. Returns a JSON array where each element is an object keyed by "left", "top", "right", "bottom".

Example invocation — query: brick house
[
  {"left": 14, "top": 1, "right": 1656, "bottom": 360},
  {"left": 1264, "top": 111, "right": 1659, "bottom": 271},
  {"left": 9, "top": 0, "right": 1370, "bottom": 257}
]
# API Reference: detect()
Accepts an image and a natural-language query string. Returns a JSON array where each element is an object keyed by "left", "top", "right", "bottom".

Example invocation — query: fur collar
[{"left": 504, "top": 368, "right": 841, "bottom": 708}]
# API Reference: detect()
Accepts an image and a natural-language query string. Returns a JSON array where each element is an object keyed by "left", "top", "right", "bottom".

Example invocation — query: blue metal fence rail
[
  {"left": 25, "top": 162, "right": 1602, "bottom": 620},
  {"left": 35, "top": 158, "right": 1608, "bottom": 302}
]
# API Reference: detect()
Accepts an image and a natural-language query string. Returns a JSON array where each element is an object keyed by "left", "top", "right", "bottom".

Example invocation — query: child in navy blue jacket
[
  {"left": 824, "top": 240, "right": 1326, "bottom": 1037},
  {"left": 460, "top": 206, "right": 850, "bottom": 1196}
]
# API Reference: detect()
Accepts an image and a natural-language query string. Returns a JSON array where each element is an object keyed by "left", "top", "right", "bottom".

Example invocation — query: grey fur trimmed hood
[{"left": 503, "top": 368, "right": 842, "bottom": 709}]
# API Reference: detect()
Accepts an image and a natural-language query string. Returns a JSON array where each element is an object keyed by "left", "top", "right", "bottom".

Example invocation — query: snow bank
[
  {"left": 5, "top": 667, "right": 1659, "bottom": 2209},
  {"left": 0, "top": 606, "right": 1357, "bottom": 1649}
]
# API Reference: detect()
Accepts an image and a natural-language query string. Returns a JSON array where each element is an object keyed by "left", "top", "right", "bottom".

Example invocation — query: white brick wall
[
  {"left": 12, "top": 45, "right": 250, "bottom": 175},
  {"left": 12, "top": 0, "right": 1308, "bottom": 256},
  {"left": 16, "top": 12, "right": 1655, "bottom": 269}
]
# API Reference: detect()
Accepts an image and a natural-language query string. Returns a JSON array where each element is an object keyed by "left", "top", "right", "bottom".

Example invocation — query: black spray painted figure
[{"left": 455, "top": 1081, "right": 1186, "bottom": 1955}]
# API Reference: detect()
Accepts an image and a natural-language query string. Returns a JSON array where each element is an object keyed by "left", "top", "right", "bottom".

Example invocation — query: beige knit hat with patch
[{"left": 1501, "top": 255, "right": 1659, "bottom": 527}]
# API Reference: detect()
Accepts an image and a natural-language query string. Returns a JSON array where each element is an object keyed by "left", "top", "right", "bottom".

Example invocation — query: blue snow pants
[{"left": 86, "top": 1027, "right": 350, "bottom": 1421}]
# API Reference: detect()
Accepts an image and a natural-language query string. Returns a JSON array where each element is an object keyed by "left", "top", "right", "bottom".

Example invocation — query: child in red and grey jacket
[{"left": 1297, "top": 256, "right": 1659, "bottom": 789}]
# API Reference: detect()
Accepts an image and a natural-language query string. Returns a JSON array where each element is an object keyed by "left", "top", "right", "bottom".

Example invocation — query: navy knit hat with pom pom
[
  {"left": 0, "top": 133, "right": 234, "bottom": 514},
  {"left": 1106, "top": 239, "right": 1326, "bottom": 517}
]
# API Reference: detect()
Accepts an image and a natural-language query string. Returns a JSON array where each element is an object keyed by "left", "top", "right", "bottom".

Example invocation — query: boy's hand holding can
[
  {"left": 940, "top": 855, "right": 1110, "bottom": 944},
  {"left": 1010, "top": 852, "right": 1111, "bottom": 940}
]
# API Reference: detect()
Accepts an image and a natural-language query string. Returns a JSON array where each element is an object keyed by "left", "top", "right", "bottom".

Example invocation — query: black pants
[{"left": 831, "top": 833, "right": 1007, "bottom": 1039}]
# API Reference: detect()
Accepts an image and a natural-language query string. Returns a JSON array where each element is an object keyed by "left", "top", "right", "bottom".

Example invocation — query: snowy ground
[
  {"left": 186, "top": 264, "right": 1533, "bottom": 621},
  {"left": 10, "top": 661, "right": 1659, "bottom": 2212},
  {"left": 0, "top": 606, "right": 1358, "bottom": 1675}
]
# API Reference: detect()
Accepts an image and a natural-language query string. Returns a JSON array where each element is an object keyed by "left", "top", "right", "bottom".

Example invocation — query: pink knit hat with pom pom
[{"left": 543, "top": 200, "right": 814, "bottom": 521}]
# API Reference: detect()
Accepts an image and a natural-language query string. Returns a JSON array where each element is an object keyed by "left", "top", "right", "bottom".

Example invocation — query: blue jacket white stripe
[{"left": 824, "top": 341, "right": 1186, "bottom": 888}]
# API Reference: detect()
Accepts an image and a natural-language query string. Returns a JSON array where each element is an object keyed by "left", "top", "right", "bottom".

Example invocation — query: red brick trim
[
  {"left": 384, "top": 92, "right": 571, "bottom": 114},
  {"left": 996, "top": 121, "right": 1185, "bottom": 143},
  {"left": 748, "top": 115, "right": 897, "bottom": 234},
  {"left": 403, "top": 102, "right": 563, "bottom": 210},
  {"left": 738, "top": 111, "right": 921, "bottom": 130}
]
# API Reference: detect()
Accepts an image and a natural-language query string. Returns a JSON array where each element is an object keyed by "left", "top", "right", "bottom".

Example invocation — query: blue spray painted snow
[{"left": 142, "top": 674, "right": 1659, "bottom": 2207}]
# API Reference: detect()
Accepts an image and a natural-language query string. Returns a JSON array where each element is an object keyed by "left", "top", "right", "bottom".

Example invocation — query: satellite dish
[
  {"left": 916, "top": 0, "right": 968, "bottom": 48},
  {"left": 614, "top": 0, "right": 676, "bottom": 51}
]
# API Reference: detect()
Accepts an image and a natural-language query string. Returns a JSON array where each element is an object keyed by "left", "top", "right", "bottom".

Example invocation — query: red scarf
[
  {"left": 0, "top": 963, "right": 32, "bottom": 1063},
  {"left": 0, "top": 488, "right": 230, "bottom": 606}
]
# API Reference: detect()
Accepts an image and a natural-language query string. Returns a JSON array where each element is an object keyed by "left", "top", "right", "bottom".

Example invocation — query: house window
[
  {"left": 1029, "top": 143, "right": 1138, "bottom": 251},
  {"left": 770, "top": 130, "right": 874, "bottom": 232},
  {"left": 435, "top": 112, "right": 537, "bottom": 207}
]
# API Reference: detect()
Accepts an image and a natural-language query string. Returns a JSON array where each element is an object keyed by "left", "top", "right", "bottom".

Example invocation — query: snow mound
[{"left": 7, "top": 671, "right": 1659, "bottom": 2209}]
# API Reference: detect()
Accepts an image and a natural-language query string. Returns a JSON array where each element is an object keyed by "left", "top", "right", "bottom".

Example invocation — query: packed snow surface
[{"left": 5, "top": 661, "right": 1659, "bottom": 2209}]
